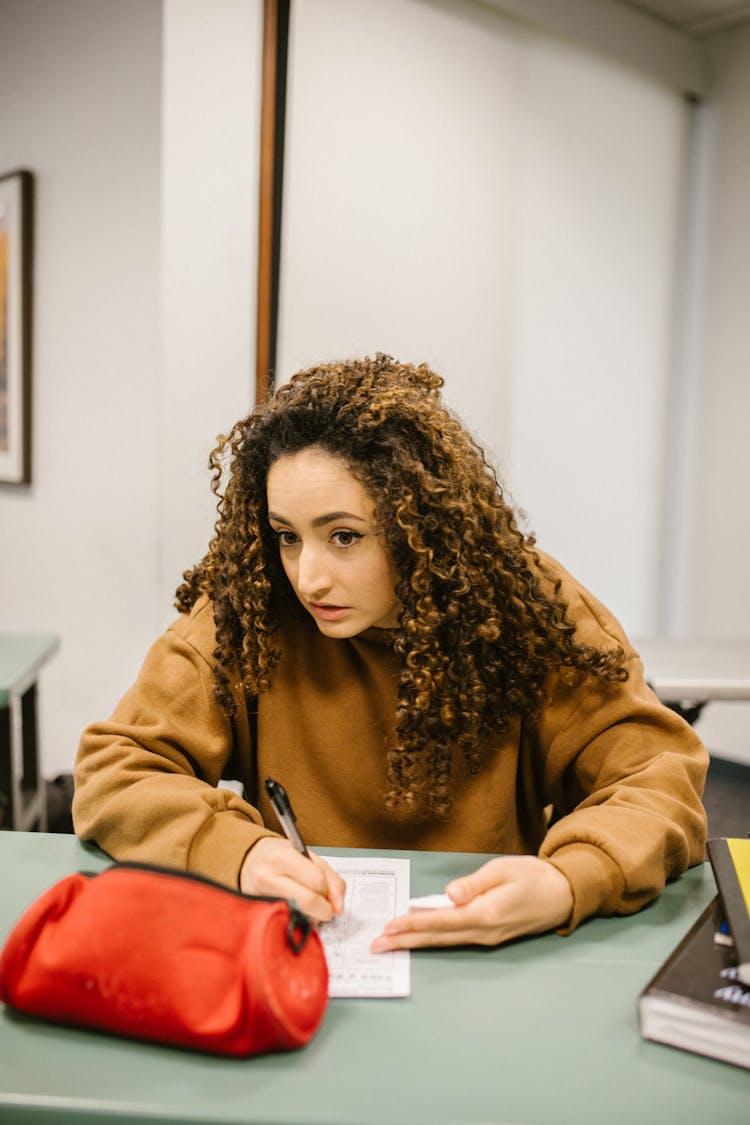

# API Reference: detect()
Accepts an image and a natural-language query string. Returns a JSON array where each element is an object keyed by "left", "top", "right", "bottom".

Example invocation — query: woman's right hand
[{"left": 239, "top": 837, "right": 346, "bottom": 923}]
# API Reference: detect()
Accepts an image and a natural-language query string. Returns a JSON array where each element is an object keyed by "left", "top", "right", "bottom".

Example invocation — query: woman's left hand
[{"left": 370, "top": 855, "right": 574, "bottom": 952}]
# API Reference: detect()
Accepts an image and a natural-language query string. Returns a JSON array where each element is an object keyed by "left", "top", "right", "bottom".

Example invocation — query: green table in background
[
  {"left": 0, "top": 634, "right": 59, "bottom": 831},
  {"left": 0, "top": 833, "right": 747, "bottom": 1125}
]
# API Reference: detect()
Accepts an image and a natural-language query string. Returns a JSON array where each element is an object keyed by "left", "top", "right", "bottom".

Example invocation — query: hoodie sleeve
[
  {"left": 72, "top": 598, "right": 278, "bottom": 888},
  {"left": 532, "top": 568, "right": 708, "bottom": 931}
]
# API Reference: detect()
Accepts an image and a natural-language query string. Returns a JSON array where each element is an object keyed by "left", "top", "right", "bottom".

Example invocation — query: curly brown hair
[{"left": 176, "top": 354, "right": 627, "bottom": 815}]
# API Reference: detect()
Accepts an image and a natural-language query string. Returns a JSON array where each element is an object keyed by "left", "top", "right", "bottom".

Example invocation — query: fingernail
[{"left": 370, "top": 938, "right": 387, "bottom": 953}]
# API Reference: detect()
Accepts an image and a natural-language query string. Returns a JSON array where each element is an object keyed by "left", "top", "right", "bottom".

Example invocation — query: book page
[{"left": 319, "top": 855, "right": 410, "bottom": 997}]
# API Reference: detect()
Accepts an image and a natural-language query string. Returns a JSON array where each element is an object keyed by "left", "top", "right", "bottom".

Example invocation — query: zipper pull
[{"left": 285, "top": 901, "right": 312, "bottom": 953}]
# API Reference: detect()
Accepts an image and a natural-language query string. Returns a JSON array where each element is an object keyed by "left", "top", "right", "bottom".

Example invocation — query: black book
[
  {"left": 638, "top": 896, "right": 750, "bottom": 1070},
  {"left": 707, "top": 837, "right": 750, "bottom": 986}
]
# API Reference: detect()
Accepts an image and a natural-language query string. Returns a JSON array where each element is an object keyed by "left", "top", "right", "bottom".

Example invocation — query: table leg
[{"left": 0, "top": 684, "right": 47, "bottom": 831}]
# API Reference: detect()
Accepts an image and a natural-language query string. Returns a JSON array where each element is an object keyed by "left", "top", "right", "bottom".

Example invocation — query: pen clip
[
  {"left": 264, "top": 777, "right": 311, "bottom": 859},
  {"left": 264, "top": 777, "right": 288, "bottom": 810}
]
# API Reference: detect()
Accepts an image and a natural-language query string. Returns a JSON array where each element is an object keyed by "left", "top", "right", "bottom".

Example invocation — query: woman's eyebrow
[
  {"left": 267, "top": 510, "right": 366, "bottom": 527},
  {"left": 311, "top": 511, "right": 366, "bottom": 527}
]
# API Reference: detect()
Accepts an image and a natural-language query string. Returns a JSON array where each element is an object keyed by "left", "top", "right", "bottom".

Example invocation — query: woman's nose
[{"left": 296, "top": 545, "right": 332, "bottom": 600}]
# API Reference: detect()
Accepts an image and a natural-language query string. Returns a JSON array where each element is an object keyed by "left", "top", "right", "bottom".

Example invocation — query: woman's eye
[
  {"left": 331, "top": 530, "right": 363, "bottom": 548},
  {"left": 275, "top": 530, "right": 298, "bottom": 548}
]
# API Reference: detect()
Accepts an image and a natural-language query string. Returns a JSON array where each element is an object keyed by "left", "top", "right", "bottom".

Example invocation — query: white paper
[
  {"left": 318, "top": 855, "right": 411, "bottom": 997},
  {"left": 408, "top": 892, "right": 454, "bottom": 911}
]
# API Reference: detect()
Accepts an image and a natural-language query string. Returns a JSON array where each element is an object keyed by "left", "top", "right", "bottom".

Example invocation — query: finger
[
  {"left": 249, "top": 842, "right": 335, "bottom": 919},
  {"left": 271, "top": 873, "right": 337, "bottom": 923},
  {"left": 369, "top": 906, "right": 474, "bottom": 951},
  {"left": 270, "top": 851, "right": 344, "bottom": 920},
  {"left": 373, "top": 883, "right": 517, "bottom": 947},
  {"left": 308, "top": 851, "right": 347, "bottom": 914},
  {"left": 445, "top": 856, "right": 514, "bottom": 905},
  {"left": 268, "top": 845, "right": 331, "bottom": 897},
  {"left": 371, "top": 923, "right": 506, "bottom": 952},
  {"left": 382, "top": 906, "right": 465, "bottom": 936}
]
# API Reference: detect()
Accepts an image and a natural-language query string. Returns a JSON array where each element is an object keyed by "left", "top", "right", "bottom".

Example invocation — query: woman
[{"left": 73, "top": 355, "right": 708, "bottom": 951}]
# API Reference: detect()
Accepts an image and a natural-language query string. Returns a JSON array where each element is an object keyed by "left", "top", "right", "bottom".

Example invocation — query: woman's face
[{"left": 266, "top": 446, "right": 401, "bottom": 637}]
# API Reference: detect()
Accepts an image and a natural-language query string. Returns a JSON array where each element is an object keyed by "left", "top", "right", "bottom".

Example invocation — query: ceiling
[{"left": 624, "top": 0, "right": 750, "bottom": 34}]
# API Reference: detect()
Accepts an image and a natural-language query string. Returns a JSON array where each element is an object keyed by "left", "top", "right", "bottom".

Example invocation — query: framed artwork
[{"left": 0, "top": 169, "right": 33, "bottom": 484}]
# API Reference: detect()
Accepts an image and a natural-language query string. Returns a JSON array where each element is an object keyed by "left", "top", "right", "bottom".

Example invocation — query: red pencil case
[{"left": 0, "top": 863, "right": 328, "bottom": 1056}]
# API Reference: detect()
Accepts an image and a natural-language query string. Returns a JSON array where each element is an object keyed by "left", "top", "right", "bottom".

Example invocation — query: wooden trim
[{"left": 256, "top": 0, "right": 290, "bottom": 403}]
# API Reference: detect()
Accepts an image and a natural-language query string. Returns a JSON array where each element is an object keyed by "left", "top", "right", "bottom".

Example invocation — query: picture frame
[{"left": 0, "top": 169, "right": 33, "bottom": 484}]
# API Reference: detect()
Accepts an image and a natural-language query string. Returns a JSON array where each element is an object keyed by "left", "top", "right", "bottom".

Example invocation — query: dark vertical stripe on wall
[{"left": 256, "top": 0, "right": 291, "bottom": 404}]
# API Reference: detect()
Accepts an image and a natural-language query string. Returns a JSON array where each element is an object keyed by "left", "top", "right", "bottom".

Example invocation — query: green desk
[
  {"left": 0, "top": 834, "right": 747, "bottom": 1125},
  {"left": 0, "top": 634, "right": 59, "bottom": 831}
]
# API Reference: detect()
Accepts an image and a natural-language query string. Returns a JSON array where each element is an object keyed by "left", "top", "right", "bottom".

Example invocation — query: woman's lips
[{"left": 307, "top": 602, "right": 350, "bottom": 621}]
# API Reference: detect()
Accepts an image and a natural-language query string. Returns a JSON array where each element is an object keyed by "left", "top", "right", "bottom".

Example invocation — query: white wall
[
  {"left": 507, "top": 35, "right": 686, "bottom": 634},
  {"left": 689, "top": 24, "right": 750, "bottom": 638},
  {"left": 686, "top": 24, "right": 750, "bottom": 764},
  {"left": 159, "top": 0, "right": 262, "bottom": 615},
  {"left": 0, "top": 0, "right": 263, "bottom": 777},
  {"left": 277, "top": 0, "right": 526, "bottom": 460},
  {"left": 0, "top": 0, "right": 163, "bottom": 777},
  {"left": 278, "top": 0, "right": 686, "bottom": 637}
]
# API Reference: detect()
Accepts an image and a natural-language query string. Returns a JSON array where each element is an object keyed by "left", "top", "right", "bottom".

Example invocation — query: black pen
[{"left": 264, "top": 777, "right": 311, "bottom": 859}]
